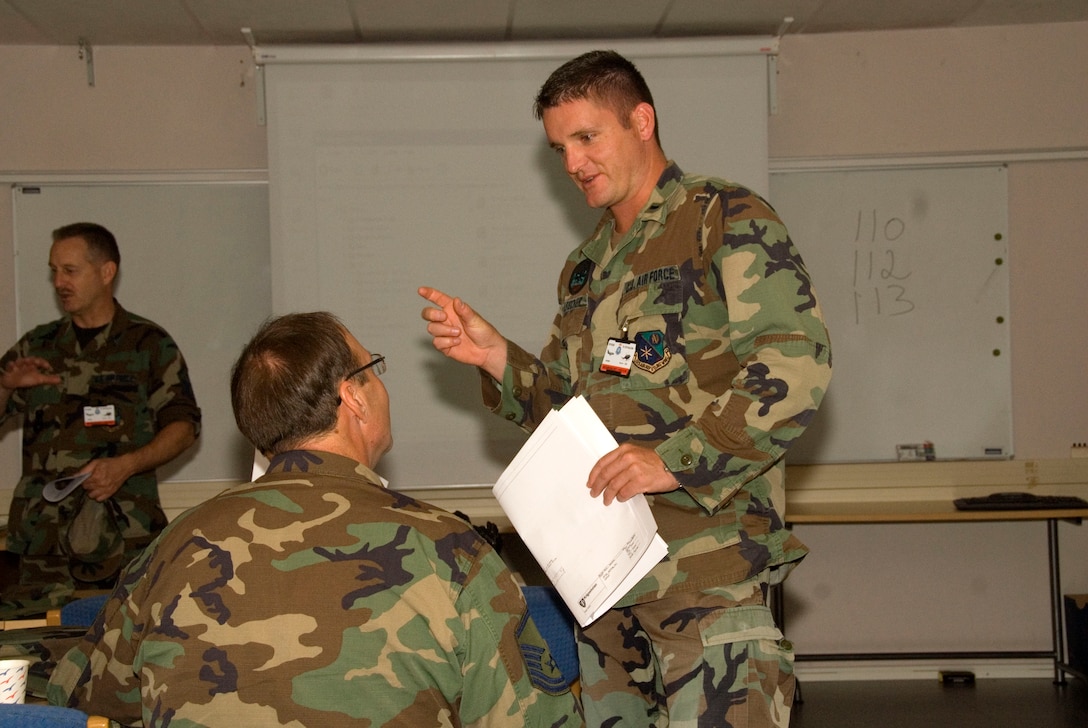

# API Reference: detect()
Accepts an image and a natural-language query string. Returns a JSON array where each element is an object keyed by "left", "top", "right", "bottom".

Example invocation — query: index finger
[{"left": 418, "top": 286, "right": 454, "bottom": 308}]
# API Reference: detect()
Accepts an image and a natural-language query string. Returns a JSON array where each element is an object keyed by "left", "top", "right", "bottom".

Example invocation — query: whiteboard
[
  {"left": 12, "top": 182, "right": 271, "bottom": 482},
  {"left": 769, "top": 165, "right": 1011, "bottom": 463},
  {"left": 263, "top": 41, "right": 772, "bottom": 488}
]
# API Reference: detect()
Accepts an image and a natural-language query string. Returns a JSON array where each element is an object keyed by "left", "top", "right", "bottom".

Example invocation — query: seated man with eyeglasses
[{"left": 47, "top": 312, "right": 580, "bottom": 727}]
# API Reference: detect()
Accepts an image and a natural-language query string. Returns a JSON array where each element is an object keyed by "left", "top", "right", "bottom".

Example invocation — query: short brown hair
[
  {"left": 533, "top": 50, "right": 661, "bottom": 145},
  {"left": 53, "top": 222, "right": 120, "bottom": 268},
  {"left": 230, "top": 312, "right": 356, "bottom": 455}
]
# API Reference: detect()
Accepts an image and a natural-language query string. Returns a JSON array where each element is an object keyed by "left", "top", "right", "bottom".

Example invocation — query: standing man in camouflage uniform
[
  {"left": 420, "top": 50, "right": 831, "bottom": 727},
  {"left": 49, "top": 312, "right": 580, "bottom": 727},
  {"left": 0, "top": 222, "right": 200, "bottom": 589}
]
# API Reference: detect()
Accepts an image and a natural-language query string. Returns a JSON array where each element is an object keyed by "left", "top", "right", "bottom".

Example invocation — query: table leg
[{"left": 1048, "top": 519, "right": 1067, "bottom": 685}]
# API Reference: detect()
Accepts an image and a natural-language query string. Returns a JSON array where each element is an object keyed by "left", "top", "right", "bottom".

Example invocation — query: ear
[
  {"left": 99, "top": 260, "right": 118, "bottom": 288},
  {"left": 337, "top": 379, "right": 369, "bottom": 422},
  {"left": 631, "top": 102, "right": 656, "bottom": 142}
]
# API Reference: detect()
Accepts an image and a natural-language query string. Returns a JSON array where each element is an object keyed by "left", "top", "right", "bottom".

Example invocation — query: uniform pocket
[
  {"left": 558, "top": 296, "right": 588, "bottom": 388},
  {"left": 616, "top": 281, "right": 688, "bottom": 391},
  {"left": 86, "top": 373, "right": 142, "bottom": 433},
  {"left": 699, "top": 604, "right": 783, "bottom": 646},
  {"left": 700, "top": 604, "right": 796, "bottom": 726}
]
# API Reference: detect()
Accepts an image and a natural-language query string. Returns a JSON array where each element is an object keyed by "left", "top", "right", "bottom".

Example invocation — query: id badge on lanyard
[{"left": 600, "top": 319, "right": 635, "bottom": 377}]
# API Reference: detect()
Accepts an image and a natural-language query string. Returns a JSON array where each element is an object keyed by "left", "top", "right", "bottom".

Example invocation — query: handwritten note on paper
[{"left": 493, "top": 396, "right": 668, "bottom": 627}]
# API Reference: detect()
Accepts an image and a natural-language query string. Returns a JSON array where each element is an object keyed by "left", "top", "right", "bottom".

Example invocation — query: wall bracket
[
  {"left": 241, "top": 28, "right": 266, "bottom": 126},
  {"left": 78, "top": 38, "right": 95, "bottom": 87},
  {"left": 768, "top": 17, "right": 793, "bottom": 115}
]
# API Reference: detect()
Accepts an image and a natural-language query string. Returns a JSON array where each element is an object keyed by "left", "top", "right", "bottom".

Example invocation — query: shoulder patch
[{"left": 568, "top": 259, "right": 594, "bottom": 295}]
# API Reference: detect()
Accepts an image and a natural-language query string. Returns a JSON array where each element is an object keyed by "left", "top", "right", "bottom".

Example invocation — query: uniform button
[
  {"left": 680, "top": 454, "right": 693, "bottom": 467},
  {"left": 512, "top": 386, "right": 523, "bottom": 398},
  {"left": 506, "top": 413, "right": 517, "bottom": 421}
]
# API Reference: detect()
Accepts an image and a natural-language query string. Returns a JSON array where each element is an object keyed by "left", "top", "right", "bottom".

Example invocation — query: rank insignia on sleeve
[
  {"left": 516, "top": 612, "right": 569, "bottom": 694},
  {"left": 633, "top": 330, "right": 671, "bottom": 372},
  {"left": 568, "top": 259, "right": 593, "bottom": 295}
]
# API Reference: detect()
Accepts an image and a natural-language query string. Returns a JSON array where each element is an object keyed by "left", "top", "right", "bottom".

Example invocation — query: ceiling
[{"left": 1, "top": 0, "right": 1087, "bottom": 47}]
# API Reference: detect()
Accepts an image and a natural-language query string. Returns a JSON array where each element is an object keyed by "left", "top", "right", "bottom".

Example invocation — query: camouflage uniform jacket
[
  {"left": 1, "top": 301, "right": 201, "bottom": 556},
  {"left": 48, "top": 450, "right": 580, "bottom": 728},
  {"left": 485, "top": 163, "right": 832, "bottom": 606}
]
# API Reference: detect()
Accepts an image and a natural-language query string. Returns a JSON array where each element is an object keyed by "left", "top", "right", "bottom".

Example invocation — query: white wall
[
  {"left": 767, "top": 22, "right": 1088, "bottom": 675},
  {"left": 1, "top": 23, "right": 1086, "bottom": 675}
]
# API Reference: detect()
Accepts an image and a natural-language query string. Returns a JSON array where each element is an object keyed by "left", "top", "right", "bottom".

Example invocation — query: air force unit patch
[{"left": 634, "top": 330, "right": 671, "bottom": 373}]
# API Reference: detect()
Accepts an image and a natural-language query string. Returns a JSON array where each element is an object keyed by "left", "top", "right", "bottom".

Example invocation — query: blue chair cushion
[
  {"left": 0, "top": 703, "right": 90, "bottom": 727},
  {"left": 60, "top": 594, "right": 110, "bottom": 627},
  {"left": 522, "top": 585, "right": 579, "bottom": 687}
]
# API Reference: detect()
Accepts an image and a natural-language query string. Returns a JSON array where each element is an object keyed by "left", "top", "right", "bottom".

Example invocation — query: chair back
[
  {"left": 521, "top": 585, "right": 579, "bottom": 688},
  {"left": 58, "top": 595, "right": 110, "bottom": 628},
  {"left": 0, "top": 703, "right": 91, "bottom": 727}
]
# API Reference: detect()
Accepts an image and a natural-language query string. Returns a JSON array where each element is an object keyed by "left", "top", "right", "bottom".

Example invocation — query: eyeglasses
[{"left": 344, "top": 354, "right": 386, "bottom": 382}]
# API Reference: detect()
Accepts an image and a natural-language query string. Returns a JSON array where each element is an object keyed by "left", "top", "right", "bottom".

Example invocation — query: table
[
  {"left": 391, "top": 457, "right": 1088, "bottom": 684},
  {"left": 777, "top": 500, "right": 1088, "bottom": 684}
]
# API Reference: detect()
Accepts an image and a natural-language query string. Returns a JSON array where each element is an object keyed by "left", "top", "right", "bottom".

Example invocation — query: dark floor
[{"left": 790, "top": 676, "right": 1088, "bottom": 727}]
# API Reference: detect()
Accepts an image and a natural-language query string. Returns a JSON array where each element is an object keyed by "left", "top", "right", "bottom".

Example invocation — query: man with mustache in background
[{"left": 0, "top": 222, "right": 200, "bottom": 595}]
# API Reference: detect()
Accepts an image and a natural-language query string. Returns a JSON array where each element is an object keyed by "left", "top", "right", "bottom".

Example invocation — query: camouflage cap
[{"left": 59, "top": 496, "right": 125, "bottom": 581}]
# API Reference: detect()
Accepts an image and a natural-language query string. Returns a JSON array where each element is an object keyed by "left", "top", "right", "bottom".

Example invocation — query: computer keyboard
[{"left": 953, "top": 492, "right": 1088, "bottom": 511}]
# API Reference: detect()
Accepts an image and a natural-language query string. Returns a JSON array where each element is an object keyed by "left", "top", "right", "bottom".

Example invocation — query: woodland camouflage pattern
[
  {"left": 1, "top": 302, "right": 201, "bottom": 582},
  {"left": 48, "top": 450, "right": 581, "bottom": 728},
  {"left": 486, "top": 163, "right": 832, "bottom": 605},
  {"left": 484, "top": 162, "right": 831, "bottom": 725},
  {"left": 578, "top": 573, "right": 796, "bottom": 727}
]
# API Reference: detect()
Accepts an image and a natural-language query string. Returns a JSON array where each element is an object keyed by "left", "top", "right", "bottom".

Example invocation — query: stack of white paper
[{"left": 493, "top": 396, "right": 668, "bottom": 627}]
